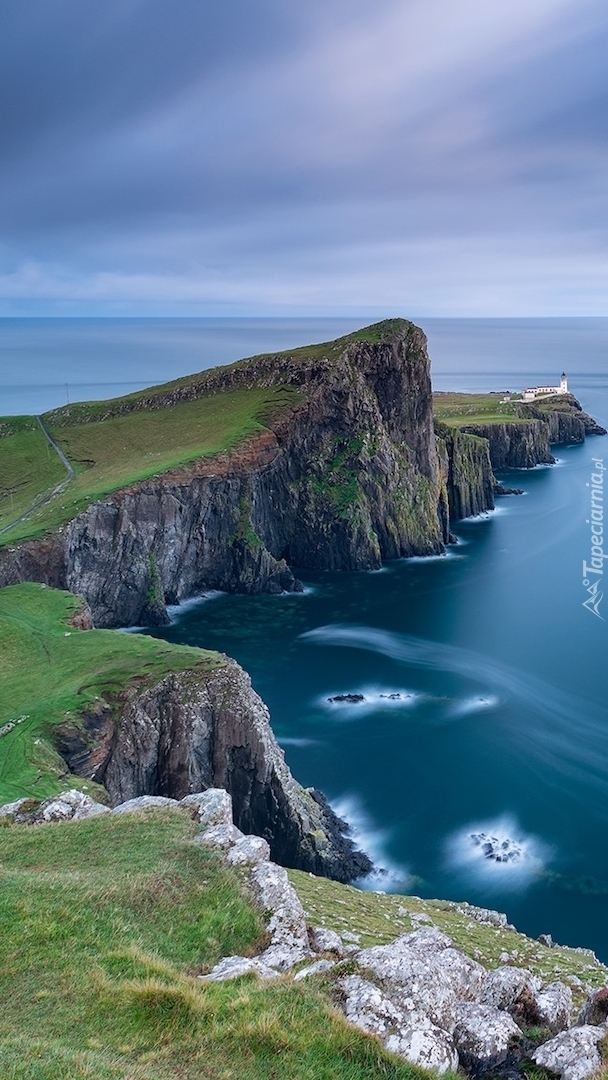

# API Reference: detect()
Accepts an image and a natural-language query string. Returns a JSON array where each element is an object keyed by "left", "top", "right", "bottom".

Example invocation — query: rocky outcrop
[
  {"left": 54, "top": 657, "right": 372, "bottom": 883},
  {"left": 437, "top": 427, "right": 495, "bottom": 519},
  {"left": 458, "top": 419, "right": 555, "bottom": 470},
  {"left": 0, "top": 321, "right": 448, "bottom": 627}
]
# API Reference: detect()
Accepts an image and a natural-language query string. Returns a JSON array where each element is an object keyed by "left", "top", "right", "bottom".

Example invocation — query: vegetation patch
[
  {"left": 0, "top": 583, "right": 222, "bottom": 803},
  {"left": 0, "top": 809, "right": 438, "bottom": 1080}
]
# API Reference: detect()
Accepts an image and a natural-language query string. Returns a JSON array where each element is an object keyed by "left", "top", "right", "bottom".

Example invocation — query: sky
[{"left": 1, "top": 0, "right": 608, "bottom": 317}]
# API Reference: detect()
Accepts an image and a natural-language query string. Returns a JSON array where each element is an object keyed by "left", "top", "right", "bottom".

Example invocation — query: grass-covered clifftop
[
  {"left": 0, "top": 583, "right": 221, "bottom": 804},
  {"left": 0, "top": 808, "right": 432, "bottom": 1080}
]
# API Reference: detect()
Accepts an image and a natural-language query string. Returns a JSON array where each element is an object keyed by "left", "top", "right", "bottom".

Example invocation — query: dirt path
[{"left": 0, "top": 417, "right": 75, "bottom": 538}]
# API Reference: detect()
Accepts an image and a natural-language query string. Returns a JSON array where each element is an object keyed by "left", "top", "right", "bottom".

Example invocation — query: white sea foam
[
  {"left": 166, "top": 591, "right": 225, "bottom": 620},
  {"left": 331, "top": 795, "right": 411, "bottom": 892},
  {"left": 318, "top": 686, "right": 420, "bottom": 717},
  {"left": 448, "top": 694, "right": 500, "bottom": 718},
  {"left": 277, "top": 736, "right": 320, "bottom": 747},
  {"left": 446, "top": 814, "right": 550, "bottom": 891}
]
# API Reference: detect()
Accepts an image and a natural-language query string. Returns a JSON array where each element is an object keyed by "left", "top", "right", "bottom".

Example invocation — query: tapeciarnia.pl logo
[{"left": 582, "top": 457, "right": 605, "bottom": 620}]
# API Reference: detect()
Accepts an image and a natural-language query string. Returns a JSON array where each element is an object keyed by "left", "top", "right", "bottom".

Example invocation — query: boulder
[
  {"left": 200, "top": 955, "right": 278, "bottom": 981},
  {"left": 356, "top": 928, "right": 485, "bottom": 1031},
  {"left": 194, "top": 823, "right": 245, "bottom": 850},
  {"left": 180, "top": 788, "right": 233, "bottom": 828},
  {"left": 0, "top": 797, "right": 40, "bottom": 822},
  {"left": 249, "top": 861, "right": 311, "bottom": 970},
  {"left": 453, "top": 1002, "right": 521, "bottom": 1069},
  {"left": 0, "top": 790, "right": 109, "bottom": 824},
  {"left": 577, "top": 986, "right": 608, "bottom": 1026},
  {"left": 338, "top": 975, "right": 458, "bottom": 1074},
  {"left": 535, "top": 981, "right": 573, "bottom": 1033},
  {"left": 293, "top": 959, "right": 335, "bottom": 981},
  {"left": 226, "top": 835, "right": 270, "bottom": 866},
  {"left": 480, "top": 966, "right": 542, "bottom": 1011},
  {"left": 384, "top": 1022, "right": 459, "bottom": 1075},
  {"left": 112, "top": 795, "right": 178, "bottom": 814},
  {"left": 532, "top": 1025, "right": 608, "bottom": 1080},
  {"left": 310, "top": 926, "right": 345, "bottom": 955}
]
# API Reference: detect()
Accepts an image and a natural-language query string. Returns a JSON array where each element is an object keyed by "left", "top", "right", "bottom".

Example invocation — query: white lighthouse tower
[{"left": 560, "top": 372, "right": 568, "bottom": 393}]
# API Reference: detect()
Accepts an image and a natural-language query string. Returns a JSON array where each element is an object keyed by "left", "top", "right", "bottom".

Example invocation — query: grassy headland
[
  {"left": 0, "top": 583, "right": 221, "bottom": 804},
  {"left": 433, "top": 392, "right": 525, "bottom": 427},
  {"left": 0, "top": 320, "right": 412, "bottom": 547},
  {"left": 0, "top": 808, "right": 435, "bottom": 1080}
]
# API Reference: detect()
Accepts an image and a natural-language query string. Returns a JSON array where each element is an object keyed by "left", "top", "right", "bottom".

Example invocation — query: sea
[{"left": 2, "top": 316, "right": 608, "bottom": 961}]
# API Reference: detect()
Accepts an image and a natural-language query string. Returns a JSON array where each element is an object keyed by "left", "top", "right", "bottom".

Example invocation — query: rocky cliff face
[
  {"left": 457, "top": 420, "right": 555, "bottom": 470},
  {"left": 437, "top": 429, "right": 495, "bottom": 520},
  {"left": 0, "top": 321, "right": 449, "bottom": 626},
  {"left": 55, "top": 657, "right": 372, "bottom": 882}
]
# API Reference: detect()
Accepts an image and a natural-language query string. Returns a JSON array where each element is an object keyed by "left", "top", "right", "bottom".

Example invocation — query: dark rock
[
  {"left": 494, "top": 484, "right": 524, "bottom": 496},
  {"left": 328, "top": 693, "right": 365, "bottom": 703}
]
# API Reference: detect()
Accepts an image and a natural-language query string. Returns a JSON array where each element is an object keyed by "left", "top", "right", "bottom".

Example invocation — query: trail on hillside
[{"left": 0, "top": 417, "right": 75, "bottom": 538}]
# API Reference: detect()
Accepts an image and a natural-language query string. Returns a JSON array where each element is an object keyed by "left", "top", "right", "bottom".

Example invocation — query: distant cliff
[{"left": 0, "top": 321, "right": 449, "bottom": 626}]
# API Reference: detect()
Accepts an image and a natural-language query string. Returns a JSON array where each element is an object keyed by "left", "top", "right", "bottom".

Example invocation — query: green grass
[
  {"left": 0, "top": 417, "right": 67, "bottom": 534},
  {"left": 0, "top": 583, "right": 222, "bottom": 803},
  {"left": 0, "top": 808, "right": 438, "bottom": 1080},
  {"left": 289, "top": 871, "right": 608, "bottom": 1010},
  {"left": 433, "top": 392, "right": 526, "bottom": 427},
  {"left": 0, "top": 387, "right": 300, "bottom": 546}
]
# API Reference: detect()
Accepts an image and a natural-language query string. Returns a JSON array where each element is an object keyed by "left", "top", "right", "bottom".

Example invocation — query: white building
[{"left": 522, "top": 373, "right": 568, "bottom": 402}]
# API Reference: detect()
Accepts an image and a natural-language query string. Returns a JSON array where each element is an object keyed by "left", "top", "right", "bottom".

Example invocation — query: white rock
[
  {"left": 41, "top": 790, "right": 110, "bottom": 821},
  {"left": 453, "top": 1002, "right": 521, "bottom": 1068},
  {"left": 180, "top": 789, "right": 233, "bottom": 828},
  {"left": 535, "top": 981, "right": 573, "bottom": 1033},
  {"left": 385, "top": 1021, "right": 459, "bottom": 1075},
  {"left": 0, "top": 798, "right": 36, "bottom": 821},
  {"left": 293, "top": 959, "right": 336, "bottom": 981},
  {"left": 577, "top": 986, "right": 608, "bottom": 1026},
  {"left": 249, "top": 861, "right": 311, "bottom": 971},
  {"left": 112, "top": 795, "right": 179, "bottom": 814},
  {"left": 340, "top": 975, "right": 405, "bottom": 1035},
  {"left": 532, "top": 1025, "right": 608, "bottom": 1080},
  {"left": 341, "top": 930, "right": 361, "bottom": 944},
  {"left": 226, "top": 835, "right": 271, "bottom": 866},
  {"left": 357, "top": 929, "right": 485, "bottom": 1031},
  {"left": 310, "top": 926, "right": 345, "bottom": 954},
  {"left": 195, "top": 823, "right": 244, "bottom": 850},
  {"left": 200, "top": 955, "right": 279, "bottom": 981},
  {"left": 480, "top": 966, "right": 541, "bottom": 1010}
]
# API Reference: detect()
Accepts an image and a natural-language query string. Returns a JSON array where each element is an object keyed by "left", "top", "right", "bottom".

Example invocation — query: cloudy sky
[{"left": 1, "top": 0, "right": 608, "bottom": 316}]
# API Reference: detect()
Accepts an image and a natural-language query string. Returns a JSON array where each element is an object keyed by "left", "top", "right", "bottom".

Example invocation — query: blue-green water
[
  {"left": 134, "top": 319, "right": 608, "bottom": 961},
  {"left": 3, "top": 316, "right": 608, "bottom": 959}
]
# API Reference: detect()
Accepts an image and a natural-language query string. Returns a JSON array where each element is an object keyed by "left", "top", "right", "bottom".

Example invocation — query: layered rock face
[
  {"left": 0, "top": 321, "right": 448, "bottom": 626},
  {"left": 437, "top": 429, "right": 495, "bottom": 520},
  {"left": 54, "top": 658, "right": 372, "bottom": 883}
]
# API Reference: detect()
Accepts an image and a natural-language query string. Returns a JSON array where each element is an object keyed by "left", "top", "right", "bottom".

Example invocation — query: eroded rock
[
  {"left": 180, "top": 788, "right": 232, "bottom": 827},
  {"left": 532, "top": 1024, "right": 608, "bottom": 1080},
  {"left": 112, "top": 795, "right": 178, "bottom": 814},
  {"left": 453, "top": 1001, "right": 521, "bottom": 1069}
]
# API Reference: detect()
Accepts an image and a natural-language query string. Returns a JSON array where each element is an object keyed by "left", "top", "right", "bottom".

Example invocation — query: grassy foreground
[
  {"left": 0, "top": 583, "right": 222, "bottom": 804},
  {"left": 0, "top": 808, "right": 436, "bottom": 1080}
]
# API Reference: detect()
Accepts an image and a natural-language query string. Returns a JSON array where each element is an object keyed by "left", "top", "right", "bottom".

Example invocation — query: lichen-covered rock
[
  {"left": 226, "top": 835, "right": 270, "bottom": 866},
  {"left": 480, "top": 966, "right": 542, "bottom": 1011},
  {"left": 180, "top": 788, "right": 232, "bottom": 827},
  {"left": 577, "top": 985, "right": 608, "bottom": 1026},
  {"left": 453, "top": 1002, "right": 521, "bottom": 1068},
  {"left": 249, "top": 861, "right": 311, "bottom": 970},
  {"left": 534, "top": 981, "right": 573, "bottom": 1033},
  {"left": 112, "top": 795, "right": 178, "bottom": 814},
  {"left": 310, "top": 926, "right": 345, "bottom": 955},
  {"left": 338, "top": 975, "right": 458, "bottom": 1074},
  {"left": 0, "top": 797, "right": 41, "bottom": 822},
  {"left": 356, "top": 928, "right": 485, "bottom": 1031},
  {"left": 0, "top": 790, "right": 109, "bottom": 824},
  {"left": 339, "top": 975, "right": 405, "bottom": 1035},
  {"left": 384, "top": 1020, "right": 459, "bottom": 1074},
  {"left": 293, "top": 959, "right": 335, "bottom": 980},
  {"left": 532, "top": 1024, "right": 608, "bottom": 1080},
  {"left": 200, "top": 956, "right": 279, "bottom": 982},
  {"left": 195, "top": 823, "right": 244, "bottom": 850}
]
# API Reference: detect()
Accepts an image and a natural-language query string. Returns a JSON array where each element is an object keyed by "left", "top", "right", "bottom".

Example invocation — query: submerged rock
[{"left": 328, "top": 693, "right": 365, "bottom": 703}]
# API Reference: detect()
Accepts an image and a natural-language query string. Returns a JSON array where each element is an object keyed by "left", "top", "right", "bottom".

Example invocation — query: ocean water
[{"left": 3, "top": 316, "right": 608, "bottom": 959}]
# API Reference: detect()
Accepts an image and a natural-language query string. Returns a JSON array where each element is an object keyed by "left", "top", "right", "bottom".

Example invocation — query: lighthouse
[{"left": 560, "top": 372, "right": 568, "bottom": 393}]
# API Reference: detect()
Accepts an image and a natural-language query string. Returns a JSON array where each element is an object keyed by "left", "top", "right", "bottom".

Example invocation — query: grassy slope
[
  {"left": 0, "top": 417, "right": 67, "bottom": 533},
  {"left": 0, "top": 808, "right": 435, "bottom": 1080},
  {"left": 433, "top": 392, "right": 527, "bottom": 427},
  {"left": 289, "top": 871, "right": 608, "bottom": 1009},
  {"left": 0, "top": 319, "right": 410, "bottom": 548},
  {"left": 0, "top": 583, "right": 222, "bottom": 804},
  {"left": 0, "top": 387, "right": 299, "bottom": 545}
]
